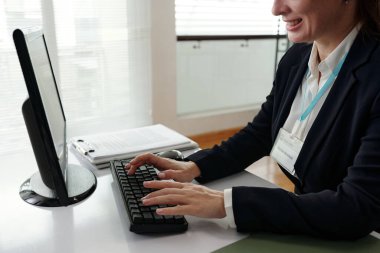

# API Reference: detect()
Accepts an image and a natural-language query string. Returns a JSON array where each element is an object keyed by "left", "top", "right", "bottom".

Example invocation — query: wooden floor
[{"left": 189, "top": 127, "right": 295, "bottom": 192}]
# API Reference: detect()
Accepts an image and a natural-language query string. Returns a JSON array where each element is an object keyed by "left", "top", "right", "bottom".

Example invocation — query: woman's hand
[
  {"left": 125, "top": 153, "right": 201, "bottom": 182},
  {"left": 142, "top": 180, "right": 226, "bottom": 219}
]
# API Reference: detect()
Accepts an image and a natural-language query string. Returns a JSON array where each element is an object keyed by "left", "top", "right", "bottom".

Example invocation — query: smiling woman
[
  {"left": 128, "top": 0, "right": 380, "bottom": 240},
  {"left": 272, "top": 0, "right": 359, "bottom": 60}
]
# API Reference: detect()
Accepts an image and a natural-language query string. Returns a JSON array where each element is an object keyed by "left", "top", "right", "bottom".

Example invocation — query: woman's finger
[
  {"left": 157, "top": 170, "right": 182, "bottom": 180},
  {"left": 125, "top": 153, "right": 167, "bottom": 175},
  {"left": 126, "top": 153, "right": 180, "bottom": 172},
  {"left": 142, "top": 194, "right": 185, "bottom": 206},
  {"left": 143, "top": 188, "right": 184, "bottom": 199},
  {"left": 156, "top": 205, "right": 189, "bottom": 216},
  {"left": 124, "top": 153, "right": 152, "bottom": 175},
  {"left": 143, "top": 180, "right": 185, "bottom": 189},
  {"left": 127, "top": 153, "right": 158, "bottom": 167}
]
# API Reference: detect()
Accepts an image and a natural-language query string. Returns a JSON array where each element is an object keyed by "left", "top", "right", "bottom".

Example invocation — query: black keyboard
[{"left": 110, "top": 159, "right": 188, "bottom": 234}]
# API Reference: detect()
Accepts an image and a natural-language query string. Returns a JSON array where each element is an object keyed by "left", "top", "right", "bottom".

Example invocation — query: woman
[{"left": 126, "top": 0, "right": 380, "bottom": 239}]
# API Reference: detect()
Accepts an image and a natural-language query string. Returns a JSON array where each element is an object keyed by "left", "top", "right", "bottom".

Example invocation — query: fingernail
[
  {"left": 158, "top": 172, "right": 165, "bottom": 178},
  {"left": 156, "top": 209, "right": 163, "bottom": 214}
]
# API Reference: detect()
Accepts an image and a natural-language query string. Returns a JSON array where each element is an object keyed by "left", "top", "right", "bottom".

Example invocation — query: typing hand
[
  {"left": 125, "top": 153, "right": 201, "bottom": 182},
  {"left": 142, "top": 180, "right": 226, "bottom": 219}
]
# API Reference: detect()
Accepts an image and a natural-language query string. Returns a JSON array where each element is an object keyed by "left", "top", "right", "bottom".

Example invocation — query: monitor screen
[
  {"left": 27, "top": 30, "right": 67, "bottom": 173},
  {"left": 14, "top": 27, "right": 96, "bottom": 207}
]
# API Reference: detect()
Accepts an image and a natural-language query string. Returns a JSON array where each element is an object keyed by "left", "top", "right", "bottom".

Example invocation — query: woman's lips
[{"left": 285, "top": 18, "right": 303, "bottom": 31}]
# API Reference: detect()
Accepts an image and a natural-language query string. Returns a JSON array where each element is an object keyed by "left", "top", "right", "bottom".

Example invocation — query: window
[
  {"left": 0, "top": 0, "right": 152, "bottom": 155},
  {"left": 174, "top": 0, "right": 288, "bottom": 117},
  {"left": 175, "top": 0, "right": 286, "bottom": 36}
]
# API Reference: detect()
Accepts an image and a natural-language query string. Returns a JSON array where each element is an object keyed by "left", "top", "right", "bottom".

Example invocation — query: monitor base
[{"left": 20, "top": 164, "right": 96, "bottom": 207}]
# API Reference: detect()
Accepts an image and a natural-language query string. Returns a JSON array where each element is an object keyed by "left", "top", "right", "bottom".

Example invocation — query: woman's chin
[{"left": 287, "top": 33, "right": 309, "bottom": 44}]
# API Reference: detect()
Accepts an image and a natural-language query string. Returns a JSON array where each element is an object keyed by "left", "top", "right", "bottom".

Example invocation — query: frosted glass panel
[
  {"left": 0, "top": 0, "right": 152, "bottom": 155},
  {"left": 177, "top": 39, "right": 278, "bottom": 116}
]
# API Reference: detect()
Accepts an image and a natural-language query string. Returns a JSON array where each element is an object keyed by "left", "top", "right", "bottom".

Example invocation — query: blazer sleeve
[
  {"left": 232, "top": 91, "right": 380, "bottom": 239},
  {"left": 186, "top": 43, "right": 304, "bottom": 182}
]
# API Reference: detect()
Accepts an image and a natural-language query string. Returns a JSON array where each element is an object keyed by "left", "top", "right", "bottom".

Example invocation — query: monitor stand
[
  {"left": 20, "top": 164, "right": 96, "bottom": 207},
  {"left": 20, "top": 99, "right": 96, "bottom": 207}
]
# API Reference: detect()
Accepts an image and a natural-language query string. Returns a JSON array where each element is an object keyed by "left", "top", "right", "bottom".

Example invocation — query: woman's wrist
[{"left": 187, "top": 161, "right": 201, "bottom": 178}]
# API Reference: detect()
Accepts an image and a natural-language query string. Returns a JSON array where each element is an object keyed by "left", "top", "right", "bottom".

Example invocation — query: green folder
[{"left": 213, "top": 233, "right": 380, "bottom": 253}]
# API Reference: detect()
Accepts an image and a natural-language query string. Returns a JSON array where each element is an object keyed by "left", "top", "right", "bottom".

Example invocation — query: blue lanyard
[{"left": 299, "top": 53, "right": 348, "bottom": 121}]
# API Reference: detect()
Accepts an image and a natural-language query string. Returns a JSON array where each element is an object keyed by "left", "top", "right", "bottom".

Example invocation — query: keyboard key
[
  {"left": 114, "top": 160, "right": 123, "bottom": 167},
  {"left": 142, "top": 212, "right": 154, "bottom": 223},
  {"left": 174, "top": 216, "right": 185, "bottom": 224},
  {"left": 127, "top": 199, "right": 137, "bottom": 205},
  {"left": 132, "top": 214, "right": 144, "bottom": 224},
  {"left": 125, "top": 193, "right": 134, "bottom": 200},
  {"left": 140, "top": 207, "right": 150, "bottom": 212},
  {"left": 164, "top": 216, "right": 175, "bottom": 224},
  {"left": 129, "top": 204, "right": 139, "bottom": 209},
  {"left": 153, "top": 213, "right": 165, "bottom": 223},
  {"left": 135, "top": 193, "right": 144, "bottom": 199}
]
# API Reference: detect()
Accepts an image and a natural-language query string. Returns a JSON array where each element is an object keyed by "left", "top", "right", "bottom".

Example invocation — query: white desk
[{"left": 0, "top": 149, "right": 277, "bottom": 253}]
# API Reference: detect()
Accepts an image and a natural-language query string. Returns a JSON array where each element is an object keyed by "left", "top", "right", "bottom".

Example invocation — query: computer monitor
[{"left": 13, "top": 27, "right": 97, "bottom": 207}]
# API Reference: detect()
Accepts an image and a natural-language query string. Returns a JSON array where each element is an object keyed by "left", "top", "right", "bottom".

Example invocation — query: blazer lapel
[
  {"left": 272, "top": 52, "right": 310, "bottom": 141},
  {"left": 295, "top": 33, "right": 378, "bottom": 180}
]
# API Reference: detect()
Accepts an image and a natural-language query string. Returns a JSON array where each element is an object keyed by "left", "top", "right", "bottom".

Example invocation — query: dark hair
[{"left": 357, "top": 0, "right": 380, "bottom": 37}]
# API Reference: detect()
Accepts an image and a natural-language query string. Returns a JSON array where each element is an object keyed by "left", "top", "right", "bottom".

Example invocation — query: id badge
[{"left": 270, "top": 128, "right": 303, "bottom": 176}]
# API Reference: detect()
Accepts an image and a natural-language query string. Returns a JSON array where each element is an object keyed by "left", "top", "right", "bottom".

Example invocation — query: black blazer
[{"left": 187, "top": 32, "right": 380, "bottom": 239}]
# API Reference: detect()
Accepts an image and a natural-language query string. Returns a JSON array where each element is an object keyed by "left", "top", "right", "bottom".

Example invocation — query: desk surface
[
  {"left": 0, "top": 149, "right": 278, "bottom": 253},
  {"left": 2, "top": 150, "right": 379, "bottom": 253}
]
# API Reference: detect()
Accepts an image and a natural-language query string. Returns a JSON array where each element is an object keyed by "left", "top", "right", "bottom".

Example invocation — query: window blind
[
  {"left": 175, "top": 0, "right": 286, "bottom": 36},
  {"left": 0, "top": 0, "right": 152, "bottom": 156}
]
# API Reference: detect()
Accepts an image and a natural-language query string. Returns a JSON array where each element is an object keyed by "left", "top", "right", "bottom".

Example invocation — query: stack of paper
[{"left": 70, "top": 124, "right": 198, "bottom": 169}]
